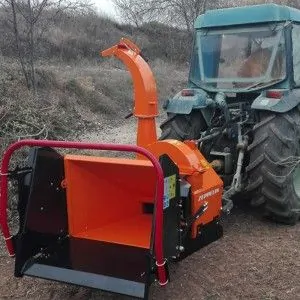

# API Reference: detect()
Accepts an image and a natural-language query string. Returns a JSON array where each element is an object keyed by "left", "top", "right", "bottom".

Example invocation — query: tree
[
  {"left": 114, "top": 0, "right": 300, "bottom": 32},
  {"left": 286, "top": 0, "right": 300, "bottom": 8},
  {"left": 0, "top": 0, "right": 92, "bottom": 93},
  {"left": 114, "top": 0, "right": 210, "bottom": 32},
  {"left": 113, "top": 0, "right": 148, "bottom": 27}
]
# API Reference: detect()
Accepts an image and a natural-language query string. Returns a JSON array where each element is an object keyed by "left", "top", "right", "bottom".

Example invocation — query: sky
[{"left": 93, "top": 0, "right": 117, "bottom": 18}]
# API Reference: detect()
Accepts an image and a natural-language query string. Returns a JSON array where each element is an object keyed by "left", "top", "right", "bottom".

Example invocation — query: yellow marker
[
  {"left": 200, "top": 159, "right": 210, "bottom": 169},
  {"left": 168, "top": 175, "right": 176, "bottom": 200}
]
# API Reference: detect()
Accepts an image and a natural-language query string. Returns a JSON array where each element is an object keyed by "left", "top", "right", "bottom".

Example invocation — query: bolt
[
  {"left": 40, "top": 207, "right": 44, "bottom": 211},
  {"left": 176, "top": 246, "right": 185, "bottom": 252}
]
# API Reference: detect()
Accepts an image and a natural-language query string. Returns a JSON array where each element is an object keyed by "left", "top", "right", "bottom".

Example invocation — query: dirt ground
[{"left": 1, "top": 118, "right": 300, "bottom": 300}]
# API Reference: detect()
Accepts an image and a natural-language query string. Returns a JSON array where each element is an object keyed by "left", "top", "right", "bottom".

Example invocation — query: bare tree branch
[
  {"left": 1, "top": 0, "right": 92, "bottom": 94},
  {"left": 10, "top": 0, "right": 31, "bottom": 88},
  {"left": 114, "top": 0, "right": 300, "bottom": 30},
  {"left": 114, "top": 0, "right": 212, "bottom": 31}
]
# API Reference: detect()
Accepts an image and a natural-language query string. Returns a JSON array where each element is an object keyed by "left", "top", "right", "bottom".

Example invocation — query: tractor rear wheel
[
  {"left": 159, "top": 112, "right": 207, "bottom": 141},
  {"left": 246, "top": 107, "right": 300, "bottom": 224}
]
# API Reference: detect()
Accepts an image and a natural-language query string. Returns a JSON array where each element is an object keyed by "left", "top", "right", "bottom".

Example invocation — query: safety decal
[{"left": 163, "top": 174, "right": 176, "bottom": 209}]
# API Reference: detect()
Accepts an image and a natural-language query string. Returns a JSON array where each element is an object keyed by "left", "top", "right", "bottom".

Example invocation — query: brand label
[{"left": 199, "top": 188, "right": 220, "bottom": 202}]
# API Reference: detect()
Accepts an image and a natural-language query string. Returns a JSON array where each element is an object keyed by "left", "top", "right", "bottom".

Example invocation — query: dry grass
[
  {"left": 0, "top": 56, "right": 187, "bottom": 169},
  {"left": 0, "top": 54, "right": 188, "bottom": 250}
]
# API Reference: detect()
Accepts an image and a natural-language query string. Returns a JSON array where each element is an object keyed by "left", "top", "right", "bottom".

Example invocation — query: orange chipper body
[
  {"left": 101, "top": 38, "right": 223, "bottom": 238},
  {"left": 0, "top": 38, "right": 224, "bottom": 300}
]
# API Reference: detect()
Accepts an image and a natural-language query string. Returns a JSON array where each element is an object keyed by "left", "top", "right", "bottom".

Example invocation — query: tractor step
[{"left": 22, "top": 239, "right": 152, "bottom": 299}]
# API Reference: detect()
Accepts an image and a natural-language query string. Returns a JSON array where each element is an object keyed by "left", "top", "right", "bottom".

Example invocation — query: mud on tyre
[{"left": 246, "top": 107, "right": 300, "bottom": 224}]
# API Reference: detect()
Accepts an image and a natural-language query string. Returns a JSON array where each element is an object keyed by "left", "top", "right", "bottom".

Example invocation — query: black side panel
[
  {"left": 14, "top": 147, "right": 67, "bottom": 276},
  {"left": 179, "top": 219, "right": 223, "bottom": 260},
  {"left": 70, "top": 238, "right": 151, "bottom": 284},
  {"left": 159, "top": 154, "right": 181, "bottom": 259},
  {"left": 25, "top": 147, "right": 67, "bottom": 234}
]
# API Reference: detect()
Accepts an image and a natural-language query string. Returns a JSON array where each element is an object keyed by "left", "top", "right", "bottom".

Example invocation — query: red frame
[{"left": 0, "top": 139, "right": 167, "bottom": 285}]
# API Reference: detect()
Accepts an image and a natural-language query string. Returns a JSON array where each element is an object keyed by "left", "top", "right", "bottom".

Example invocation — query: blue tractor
[{"left": 160, "top": 4, "right": 300, "bottom": 224}]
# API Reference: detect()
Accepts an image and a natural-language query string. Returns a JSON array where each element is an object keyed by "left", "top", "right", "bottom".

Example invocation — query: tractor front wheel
[{"left": 246, "top": 108, "right": 300, "bottom": 224}]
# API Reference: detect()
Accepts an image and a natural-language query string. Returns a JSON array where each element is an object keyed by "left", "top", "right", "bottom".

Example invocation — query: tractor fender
[
  {"left": 164, "top": 88, "right": 215, "bottom": 125},
  {"left": 251, "top": 89, "right": 300, "bottom": 113}
]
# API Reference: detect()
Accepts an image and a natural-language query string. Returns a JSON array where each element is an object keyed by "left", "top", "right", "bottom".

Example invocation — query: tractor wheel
[
  {"left": 159, "top": 112, "right": 207, "bottom": 141},
  {"left": 246, "top": 107, "right": 300, "bottom": 224}
]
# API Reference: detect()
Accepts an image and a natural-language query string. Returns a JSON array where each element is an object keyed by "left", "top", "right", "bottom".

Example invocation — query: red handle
[{"left": 0, "top": 139, "right": 168, "bottom": 285}]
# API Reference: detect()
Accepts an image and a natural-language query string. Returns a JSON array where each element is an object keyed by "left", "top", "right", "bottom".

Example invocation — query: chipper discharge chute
[{"left": 0, "top": 39, "right": 224, "bottom": 299}]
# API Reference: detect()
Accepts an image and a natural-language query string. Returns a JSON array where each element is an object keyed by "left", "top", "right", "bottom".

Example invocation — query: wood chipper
[{"left": 0, "top": 39, "right": 224, "bottom": 299}]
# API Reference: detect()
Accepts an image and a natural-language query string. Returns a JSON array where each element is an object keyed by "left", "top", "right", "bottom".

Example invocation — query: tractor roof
[{"left": 195, "top": 4, "right": 300, "bottom": 29}]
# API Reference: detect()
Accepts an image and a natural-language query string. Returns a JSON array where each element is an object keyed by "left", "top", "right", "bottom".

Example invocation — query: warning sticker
[
  {"left": 163, "top": 195, "right": 169, "bottom": 210},
  {"left": 163, "top": 174, "right": 176, "bottom": 209}
]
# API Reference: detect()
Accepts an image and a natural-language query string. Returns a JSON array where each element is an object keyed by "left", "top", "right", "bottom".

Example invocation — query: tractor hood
[{"left": 195, "top": 4, "right": 300, "bottom": 28}]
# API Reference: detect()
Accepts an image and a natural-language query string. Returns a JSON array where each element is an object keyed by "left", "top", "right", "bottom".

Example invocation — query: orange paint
[
  {"left": 64, "top": 154, "right": 156, "bottom": 249},
  {"left": 101, "top": 38, "right": 223, "bottom": 242},
  {"left": 101, "top": 38, "right": 158, "bottom": 149},
  {"left": 146, "top": 140, "right": 206, "bottom": 175},
  {"left": 147, "top": 140, "right": 223, "bottom": 238}
]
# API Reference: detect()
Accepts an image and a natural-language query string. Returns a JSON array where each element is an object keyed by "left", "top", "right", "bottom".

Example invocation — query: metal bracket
[{"left": 1, "top": 167, "right": 32, "bottom": 179}]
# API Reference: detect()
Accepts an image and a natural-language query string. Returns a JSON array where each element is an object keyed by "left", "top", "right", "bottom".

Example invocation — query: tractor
[{"left": 160, "top": 3, "right": 300, "bottom": 224}]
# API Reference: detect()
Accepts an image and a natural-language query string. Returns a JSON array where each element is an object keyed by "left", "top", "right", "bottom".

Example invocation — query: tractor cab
[
  {"left": 190, "top": 22, "right": 286, "bottom": 91},
  {"left": 164, "top": 4, "right": 300, "bottom": 119},
  {"left": 188, "top": 4, "right": 300, "bottom": 94}
]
